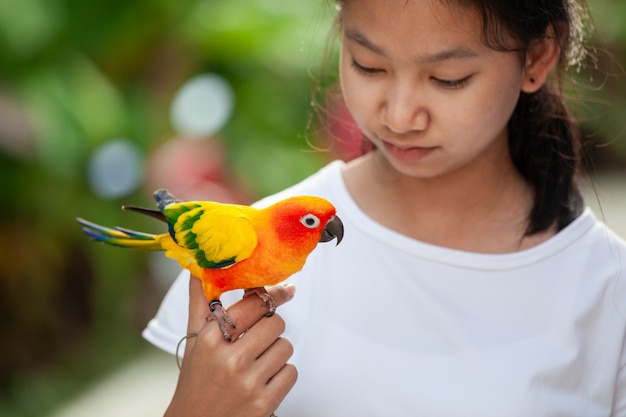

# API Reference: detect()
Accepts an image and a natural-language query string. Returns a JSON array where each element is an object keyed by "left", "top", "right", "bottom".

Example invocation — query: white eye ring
[{"left": 300, "top": 214, "right": 321, "bottom": 229}]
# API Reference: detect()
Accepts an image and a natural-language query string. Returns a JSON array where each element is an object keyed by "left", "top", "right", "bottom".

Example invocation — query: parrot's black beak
[{"left": 319, "top": 215, "right": 344, "bottom": 245}]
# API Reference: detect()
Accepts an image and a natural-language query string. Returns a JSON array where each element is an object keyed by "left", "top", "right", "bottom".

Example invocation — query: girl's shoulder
[
  {"left": 252, "top": 160, "right": 346, "bottom": 208},
  {"left": 582, "top": 209, "right": 626, "bottom": 258}
]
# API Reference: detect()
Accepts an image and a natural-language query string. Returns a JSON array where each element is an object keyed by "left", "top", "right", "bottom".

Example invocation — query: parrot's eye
[{"left": 300, "top": 214, "right": 321, "bottom": 229}]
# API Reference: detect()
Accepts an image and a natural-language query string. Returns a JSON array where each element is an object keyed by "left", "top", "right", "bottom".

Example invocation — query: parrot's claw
[
  {"left": 243, "top": 287, "right": 277, "bottom": 317},
  {"left": 206, "top": 300, "right": 236, "bottom": 341}
]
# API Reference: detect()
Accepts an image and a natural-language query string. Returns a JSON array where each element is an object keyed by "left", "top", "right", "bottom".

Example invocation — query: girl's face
[{"left": 339, "top": 0, "right": 527, "bottom": 179}]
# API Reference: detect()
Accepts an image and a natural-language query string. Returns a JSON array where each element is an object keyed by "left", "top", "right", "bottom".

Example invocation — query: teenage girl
[{"left": 144, "top": 0, "right": 626, "bottom": 416}]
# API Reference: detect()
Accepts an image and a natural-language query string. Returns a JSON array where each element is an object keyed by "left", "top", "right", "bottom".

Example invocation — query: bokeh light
[
  {"left": 87, "top": 139, "right": 144, "bottom": 199},
  {"left": 170, "top": 73, "right": 235, "bottom": 138}
]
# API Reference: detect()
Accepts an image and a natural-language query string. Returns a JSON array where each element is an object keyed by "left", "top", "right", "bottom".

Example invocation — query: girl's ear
[{"left": 521, "top": 26, "right": 561, "bottom": 93}]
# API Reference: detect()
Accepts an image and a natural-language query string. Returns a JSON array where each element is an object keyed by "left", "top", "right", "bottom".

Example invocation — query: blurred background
[{"left": 0, "top": 0, "right": 624, "bottom": 416}]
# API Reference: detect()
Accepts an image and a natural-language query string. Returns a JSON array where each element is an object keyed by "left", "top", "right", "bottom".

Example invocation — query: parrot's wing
[{"left": 168, "top": 203, "right": 258, "bottom": 269}]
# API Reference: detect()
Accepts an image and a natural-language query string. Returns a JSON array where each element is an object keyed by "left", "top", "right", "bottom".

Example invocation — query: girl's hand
[{"left": 164, "top": 277, "right": 297, "bottom": 417}]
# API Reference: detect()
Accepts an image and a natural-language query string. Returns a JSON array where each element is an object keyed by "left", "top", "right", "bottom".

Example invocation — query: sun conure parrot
[{"left": 77, "top": 189, "right": 344, "bottom": 340}]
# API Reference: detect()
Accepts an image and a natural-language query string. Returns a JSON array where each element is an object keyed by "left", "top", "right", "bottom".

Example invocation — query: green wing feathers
[
  {"left": 168, "top": 203, "right": 258, "bottom": 269},
  {"left": 161, "top": 201, "right": 203, "bottom": 225}
]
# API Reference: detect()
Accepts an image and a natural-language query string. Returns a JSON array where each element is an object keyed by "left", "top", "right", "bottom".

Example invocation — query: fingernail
[{"left": 283, "top": 283, "right": 296, "bottom": 300}]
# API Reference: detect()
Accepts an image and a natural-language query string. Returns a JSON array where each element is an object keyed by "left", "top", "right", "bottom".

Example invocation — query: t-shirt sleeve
[
  {"left": 612, "top": 243, "right": 626, "bottom": 417},
  {"left": 615, "top": 349, "right": 626, "bottom": 416},
  {"left": 142, "top": 269, "right": 190, "bottom": 355},
  {"left": 613, "top": 268, "right": 626, "bottom": 416}
]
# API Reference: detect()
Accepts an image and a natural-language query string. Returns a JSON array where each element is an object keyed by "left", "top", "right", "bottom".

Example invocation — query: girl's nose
[{"left": 382, "top": 84, "right": 429, "bottom": 134}]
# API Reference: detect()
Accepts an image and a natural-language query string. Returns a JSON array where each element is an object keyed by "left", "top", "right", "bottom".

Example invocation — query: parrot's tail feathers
[
  {"left": 153, "top": 189, "right": 181, "bottom": 212},
  {"left": 122, "top": 205, "right": 167, "bottom": 223},
  {"left": 113, "top": 226, "right": 156, "bottom": 240},
  {"left": 76, "top": 217, "right": 163, "bottom": 250}
]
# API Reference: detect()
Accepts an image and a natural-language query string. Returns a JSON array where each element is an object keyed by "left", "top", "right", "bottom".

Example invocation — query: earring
[{"left": 529, "top": 77, "right": 536, "bottom": 84}]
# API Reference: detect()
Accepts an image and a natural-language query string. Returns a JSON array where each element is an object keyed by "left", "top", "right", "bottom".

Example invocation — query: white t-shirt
[{"left": 143, "top": 160, "right": 626, "bottom": 417}]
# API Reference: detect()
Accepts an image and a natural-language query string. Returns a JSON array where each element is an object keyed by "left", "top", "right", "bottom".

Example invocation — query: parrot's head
[{"left": 269, "top": 196, "right": 344, "bottom": 248}]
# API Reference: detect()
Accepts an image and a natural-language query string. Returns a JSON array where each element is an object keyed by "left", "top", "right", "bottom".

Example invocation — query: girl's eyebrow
[
  {"left": 344, "top": 28, "right": 388, "bottom": 57},
  {"left": 344, "top": 28, "right": 479, "bottom": 63}
]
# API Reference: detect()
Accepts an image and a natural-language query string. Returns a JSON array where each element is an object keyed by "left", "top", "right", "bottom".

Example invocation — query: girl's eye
[
  {"left": 432, "top": 76, "right": 471, "bottom": 89},
  {"left": 351, "top": 59, "right": 381, "bottom": 75}
]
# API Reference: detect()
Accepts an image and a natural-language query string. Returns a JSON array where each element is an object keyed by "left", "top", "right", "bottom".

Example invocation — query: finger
[
  {"left": 205, "top": 283, "right": 296, "bottom": 341},
  {"left": 236, "top": 283, "right": 296, "bottom": 319},
  {"left": 270, "top": 282, "right": 297, "bottom": 306},
  {"left": 255, "top": 337, "right": 295, "bottom": 383},
  {"left": 236, "top": 313, "right": 287, "bottom": 359},
  {"left": 187, "top": 275, "right": 209, "bottom": 334},
  {"left": 180, "top": 276, "right": 210, "bottom": 360},
  {"left": 264, "top": 363, "right": 298, "bottom": 412}
]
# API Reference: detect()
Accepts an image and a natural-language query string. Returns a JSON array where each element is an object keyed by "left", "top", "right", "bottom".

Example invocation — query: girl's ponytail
[
  {"left": 509, "top": 83, "right": 584, "bottom": 235},
  {"left": 466, "top": 0, "right": 593, "bottom": 234}
]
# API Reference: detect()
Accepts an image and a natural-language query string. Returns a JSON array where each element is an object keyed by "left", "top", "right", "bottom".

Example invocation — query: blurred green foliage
[
  {"left": 0, "top": 0, "right": 623, "bottom": 416},
  {"left": 571, "top": 1, "right": 626, "bottom": 168},
  {"left": 0, "top": 1, "right": 335, "bottom": 415}
]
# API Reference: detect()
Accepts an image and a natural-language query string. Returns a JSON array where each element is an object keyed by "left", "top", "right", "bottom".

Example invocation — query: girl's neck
[{"left": 341, "top": 151, "right": 555, "bottom": 253}]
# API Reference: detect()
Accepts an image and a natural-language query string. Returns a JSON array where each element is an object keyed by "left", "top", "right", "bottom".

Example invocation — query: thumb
[{"left": 187, "top": 275, "right": 209, "bottom": 335}]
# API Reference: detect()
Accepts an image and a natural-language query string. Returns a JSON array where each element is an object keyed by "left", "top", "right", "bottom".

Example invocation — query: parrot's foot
[
  {"left": 206, "top": 300, "right": 236, "bottom": 341},
  {"left": 243, "top": 287, "right": 276, "bottom": 317}
]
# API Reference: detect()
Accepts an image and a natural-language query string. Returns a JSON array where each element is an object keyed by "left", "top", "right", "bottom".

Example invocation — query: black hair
[{"left": 453, "top": 0, "right": 591, "bottom": 234}]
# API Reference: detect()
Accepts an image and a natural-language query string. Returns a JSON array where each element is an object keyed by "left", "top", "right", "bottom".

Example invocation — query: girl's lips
[{"left": 382, "top": 141, "right": 435, "bottom": 162}]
